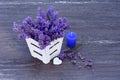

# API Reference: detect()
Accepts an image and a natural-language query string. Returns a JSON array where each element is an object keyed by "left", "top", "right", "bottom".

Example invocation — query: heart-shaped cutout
[{"left": 53, "top": 57, "right": 62, "bottom": 65}]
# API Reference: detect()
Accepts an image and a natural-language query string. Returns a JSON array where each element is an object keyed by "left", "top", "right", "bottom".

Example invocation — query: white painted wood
[{"left": 26, "top": 38, "right": 63, "bottom": 64}]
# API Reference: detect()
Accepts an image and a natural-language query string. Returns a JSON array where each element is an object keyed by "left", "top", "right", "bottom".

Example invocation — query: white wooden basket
[{"left": 26, "top": 37, "right": 63, "bottom": 64}]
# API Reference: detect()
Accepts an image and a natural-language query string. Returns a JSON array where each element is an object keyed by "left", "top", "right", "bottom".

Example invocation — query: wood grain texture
[{"left": 0, "top": 0, "right": 120, "bottom": 80}]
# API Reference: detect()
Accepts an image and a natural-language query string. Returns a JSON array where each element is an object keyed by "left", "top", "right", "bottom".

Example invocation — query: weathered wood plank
[{"left": 0, "top": 0, "right": 120, "bottom": 80}]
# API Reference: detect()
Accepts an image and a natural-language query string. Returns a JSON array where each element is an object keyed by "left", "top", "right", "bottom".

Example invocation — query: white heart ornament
[{"left": 53, "top": 57, "right": 62, "bottom": 65}]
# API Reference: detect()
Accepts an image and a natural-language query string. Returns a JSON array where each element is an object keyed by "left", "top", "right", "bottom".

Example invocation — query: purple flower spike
[
  {"left": 13, "top": 6, "right": 70, "bottom": 49},
  {"left": 67, "top": 52, "right": 75, "bottom": 59},
  {"left": 73, "top": 56, "right": 77, "bottom": 60},
  {"left": 46, "top": 6, "right": 57, "bottom": 21},
  {"left": 85, "top": 60, "right": 93, "bottom": 68},
  {"left": 38, "top": 7, "right": 45, "bottom": 18},
  {"left": 77, "top": 52, "right": 81, "bottom": 55},
  {"left": 71, "top": 60, "right": 77, "bottom": 65},
  {"left": 77, "top": 65, "right": 82, "bottom": 70},
  {"left": 13, "top": 22, "right": 19, "bottom": 32},
  {"left": 58, "top": 50, "right": 67, "bottom": 60},
  {"left": 17, "top": 33, "right": 27, "bottom": 40},
  {"left": 77, "top": 52, "right": 85, "bottom": 62}
]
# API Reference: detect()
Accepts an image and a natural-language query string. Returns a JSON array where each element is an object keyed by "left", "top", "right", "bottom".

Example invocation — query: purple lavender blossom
[
  {"left": 71, "top": 60, "right": 77, "bottom": 65},
  {"left": 38, "top": 7, "right": 45, "bottom": 18},
  {"left": 58, "top": 49, "right": 93, "bottom": 70},
  {"left": 77, "top": 52, "right": 85, "bottom": 62},
  {"left": 67, "top": 52, "right": 75, "bottom": 59},
  {"left": 13, "top": 6, "right": 70, "bottom": 49},
  {"left": 85, "top": 60, "right": 93, "bottom": 68},
  {"left": 13, "top": 22, "right": 20, "bottom": 32},
  {"left": 17, "top": 33, "right": 27, "bottom": 40},
  {"left": 58, "top": 50, "right": 66, "bottom": 60},
  {"left": 46, "top": 7, "right": 58, "bottom": 21},
  {"left": 77, "top": 65, "right": 82, "bottom": 70}
]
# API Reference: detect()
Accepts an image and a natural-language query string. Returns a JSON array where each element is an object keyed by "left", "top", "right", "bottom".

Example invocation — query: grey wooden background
[{"left": 0, "top": 0, "right": 120, "bottom": 80}]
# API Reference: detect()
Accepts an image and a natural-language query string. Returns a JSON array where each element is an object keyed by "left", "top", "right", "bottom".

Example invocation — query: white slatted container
[{"left": 26, "top": 38, "right": 63, "bottom": 64}]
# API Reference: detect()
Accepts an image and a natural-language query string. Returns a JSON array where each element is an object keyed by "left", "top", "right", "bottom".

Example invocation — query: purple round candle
[{"left": 66, "top": 32, "right": 77, "bottom": 48}]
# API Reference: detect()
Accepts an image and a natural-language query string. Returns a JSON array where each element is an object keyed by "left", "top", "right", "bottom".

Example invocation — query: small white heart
[{"left": 53, "top": 57, "right": 62, "bottom": 65}]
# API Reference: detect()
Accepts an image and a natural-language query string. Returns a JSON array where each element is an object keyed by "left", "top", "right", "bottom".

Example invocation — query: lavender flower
[
  {"left": 71, "top": 60, "right": 77, "bottom": 65},
  {"left": 13, "top": 22, "right": 19, "bottom": 32},
  {"left": 77, "top": 52, "right": 85, "bottom": 62},
  {"left": 58, "top": 50, "right": 66, "bottom": 60},
  {"left": 85, "top": 60, "right": 93, "bottom": 68},
  {"left": 67, "top": 52, "right": 75, "bottom": 59},
  {"left": 13, "top": 6, "right": 70, "bottom": 49},
  {"left": 46, "top": 6, "right": 58, "bottom": 21},
  {"left": 17, "top": 33, "right": 27, "bottom": 40},
  {"left": 77, "top": 65, "right": 82, "bottom": 70},
  {"left": 38, "top": 7, "right": 45, "bottom": 18},
  {"left": 58, "top": 49, "right": 93, "bottom": 70}
]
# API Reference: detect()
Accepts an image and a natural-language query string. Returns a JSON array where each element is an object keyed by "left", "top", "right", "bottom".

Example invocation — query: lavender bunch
[
  {"left": 13, "top": 7, "right": 70, "bottom": 49},
  {"left": 58, "top": 49, "right": 93, "bottom": 69}
]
